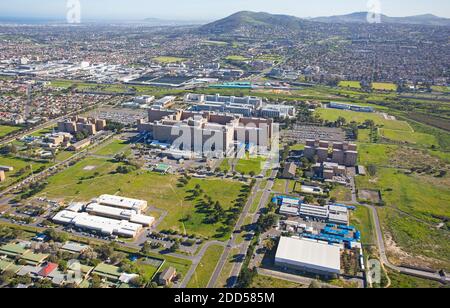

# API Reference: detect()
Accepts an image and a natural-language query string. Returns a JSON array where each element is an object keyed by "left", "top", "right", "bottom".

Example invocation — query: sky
[{"left": 1, "top": 0, "right": 450, "bottom": 21}]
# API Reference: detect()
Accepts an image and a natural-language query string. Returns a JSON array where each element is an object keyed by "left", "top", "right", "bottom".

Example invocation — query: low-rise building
[{"left": 275, "top": 237, "right": 341, "bottom": 276}]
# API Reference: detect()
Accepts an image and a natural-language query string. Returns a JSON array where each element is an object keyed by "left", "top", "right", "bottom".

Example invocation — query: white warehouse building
[
  {"left": 53, "top": 211, "right": 144, "bottom": 238},
  {"left": 94, "top": 194, "right": 148, "bottom": 213},
  {"left": 275, "top": 237, "right": 341, "bottom": 276},
  {"left": 86, "top": 203, "right": 155, "bottom": 226}
]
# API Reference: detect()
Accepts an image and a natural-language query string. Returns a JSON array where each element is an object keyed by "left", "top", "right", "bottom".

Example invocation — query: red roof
[{"left": 39, "top": 263, "right": 58, "bottom": 277}]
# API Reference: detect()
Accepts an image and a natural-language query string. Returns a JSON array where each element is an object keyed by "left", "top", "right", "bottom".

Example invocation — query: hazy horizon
[{"left": 0, "top": 0, "right": 449, "bottom": 21}]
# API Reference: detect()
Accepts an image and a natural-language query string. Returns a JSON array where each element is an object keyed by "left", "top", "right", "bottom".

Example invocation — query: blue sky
[{"left": 1, "top": 0, "right": 450, "bottom": 20}]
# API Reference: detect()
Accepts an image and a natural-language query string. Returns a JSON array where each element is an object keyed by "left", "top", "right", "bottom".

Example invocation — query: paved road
[
  {"left": 226, "top": 170, "right": 277, "bottom": 288},
  {"left": 349, "top": 177, "right": 449, "bottom": 284},
  {"left": 179, "top": 240, "right": 226, "bottom": 288}
]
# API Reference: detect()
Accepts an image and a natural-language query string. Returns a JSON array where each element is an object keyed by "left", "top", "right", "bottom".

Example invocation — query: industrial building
[
  {"left": 52, "top": 195, "right": 153, "bottom": 238},
  {"left": 85, "top": 203, "right": 155, "bottom": 226},
  {"left": 275, "top": 237, "right": 341, "bottom": 276},
  {"left": 304, "top": 139, "right": 358, "bottom": 167},
  {"left": 53, "top": 211, "right": 144, "bottom": 238},
  {"left": 138, "top": 109, "right": 274, "bottom": 158},
  {"left": 93, "top": 194, "right": 148, "bottom": 213},
  {"left": 328, "top": 102, "right": 374, "bottom": 113}
]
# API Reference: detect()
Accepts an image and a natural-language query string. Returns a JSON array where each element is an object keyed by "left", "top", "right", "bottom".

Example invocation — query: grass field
[
  {"left": 358, "top": 143, "right": 398, "bottom": 166},
  {"left": 37, "top": 157, "right": 244, "bottom": 239},
  {"left": 372, "top": 82, "right": 398, "bottom": 91},
  {"left": 0, "top": 156, "right": 50, "bottom": 189},
  {"left": 387, "top": 270, "right": 443, "bottom": 288},
  {"left": 235, "top": 157, "right": 265, "bottom": 175},
  {"left": 94, "top": 139, "right": 130, "bottom": 156},
  {"left": 250, "top": 274, "right": 303, "bottom": 288},
  {"left": 214, "top": 247, "right": 240, "bottom": 287},
  {"left": 338, "top": 81, "right": 361, "bottom": 89},
  {"left": 152, "top": 56, "right": 186, "bottom": 63},
  {"left": 225, "top": 55, "right": 250, "bottom": 61},
  {"left": 0, "top": 125, "right": 21, "bottom": 138},
  {"left": 356, "top": 167, "right": 450, "bottom": 269},
  {"left": 350, "top": 205, "right": 376, "bottom": 245},
  {"left": 357, "top": 129, "right": 371, "bottom": 143},
  {"left": 316, "top": 108, "right": 412, "bottom": 131},
  {"left": 330, "top": 185, "right": 352, "bottom": 202},
  {"left": 187, "top": 244, "right": 224, "bottom": 288},
  {"left": 379, "top": 129, "right": 438, "bottom": 148},
  {"left": 431, "top": 86, "right": 450, "bottom": 93}
]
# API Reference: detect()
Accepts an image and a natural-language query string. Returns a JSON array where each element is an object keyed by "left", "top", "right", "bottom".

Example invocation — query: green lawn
[
  {"left": 250, "top": 274, "right": 303, "bottom": 288},
  {"left": 350, "top": 205, "right": 376, "bottom": 245},
  {"left": 358, "top": 143, "right": 398, "bottom": 166},
  {"left": 339, "top": 81, "right": 361, "bottom": 89},
  {"left": 235, "top": 157, "right": 265, "bottom": 175},
  {"left": 225, "top": 55, "right": 250, "bottom": 61},
  {"left": 289, "top": 144, "right": 305, "bottom": 151},
  {"left": 372, "top": 82, "right": 398, "bottom": 91},
  {"left": 94, "top": 139, "right": 130, "bottom": 156},
  {"left": 152, "top": 56, "right": 186, "bottom": 64},
  {"left": 431, "top": 86, "right": 450, "bottom": 93},
  {"left": 0, "top": 125, "right": 21, "bottom": 138},
  {"left": 379, "top": 129, "right": 438, "bottom": 148},
  {"left": 187, "top": 245, "right": 224, "bottom": 288},
  {"left": 316, "top": 108, "right": 412, "bottom": 131},
  {"left": 37, "top": 157, "right": 244, "bottom": 239},
  {"left": 356, "top": 168, "right": 450, "bottom": 269},
  {"left": 0, "top": 156, "right": 50, "bottom": 189},
  {"left": 357, "top": 129, "right": 371, "bottom": 143}
]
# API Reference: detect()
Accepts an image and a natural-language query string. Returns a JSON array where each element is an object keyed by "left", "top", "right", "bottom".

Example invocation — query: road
[
  {"left": 349, "top": 177, "right": 449, "bottom": 284},
  {"left": 179, "top": 240, "right": 226, "bottom": 288}
]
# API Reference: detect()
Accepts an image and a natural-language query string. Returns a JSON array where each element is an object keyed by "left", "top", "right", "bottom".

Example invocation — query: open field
[
  {"left": 225, "top": 55, "right": 250, "bottom": 61},
  {"left": 93, "top": 139, "right": 130, "bottom": 156},
  {"left": 338, "top": 81, "right": 361, "bottom": 89},
  {"left": 152, "top": 56, "right": 186, "bottom": 63},
  {"left": 330, "top": 185, "right": 352, "bottom": 202},
  {"left": 357, "top": 129, "right": 371, "bottom": 143},
  {"left": 379, "top": 129, "right": 438, "bottom": 148},
  {"left": 0, "top": 156, "right": 50, "bottom": 189},
  {"left": 350, "top": 205, "right": 376, "bottom": 245},
  {"left": 357, "top": 143, "right": 398, "bottom": 166},
  {"left": 37, "top": 157, "right": 244, "bottom": 239},
  {"left": 387, "top": 270, "right": 443, "bottom": 288},
  {"left": 316, "top": 108, "right": 412, "bottom": 131},
  {"left": 250, "top": 274, "right": 303, "bottom": 288},
  {"left": 187, "top": 244, "right": 224, "bottom": 288},
  {"left": 356, "top": 167, "right": 450, "bottom": 269},
  {"left": 0, "top": 125, "right": 21, "bottom": 138},
  {"left": 235, "top": 157, "right": 265, "bottom": 175},
  {"left": 431, "top": 86, "right": 450, "bottom": 93},
  {"left": 372, "top": 82, "right": 398, "bottom": 91}
]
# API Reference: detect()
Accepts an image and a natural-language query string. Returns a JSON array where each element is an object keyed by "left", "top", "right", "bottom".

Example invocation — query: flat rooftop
[{"left": 275, "top": 237, "right": 341, "bottom": 274}]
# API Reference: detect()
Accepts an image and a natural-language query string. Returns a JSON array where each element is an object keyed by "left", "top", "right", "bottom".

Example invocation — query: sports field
[
  {"left": 338, "top": 81, "right": 361, "bottom": 89},
  {"left": 152, "top": 56, "right": 186, "bottom": 63},
  {"left": 372, "top": 82, "right": 398, "bottom": 91}
]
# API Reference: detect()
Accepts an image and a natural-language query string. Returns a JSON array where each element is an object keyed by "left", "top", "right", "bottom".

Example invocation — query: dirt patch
[
  {"left": 83, "top": 165, "right": 97, "bottom": 171},
  {"left": 358, "top": 189, "right": 382, "bottom": 204},
  {"left": 384, "top": 232, "right": 442, "bottom": 270}
]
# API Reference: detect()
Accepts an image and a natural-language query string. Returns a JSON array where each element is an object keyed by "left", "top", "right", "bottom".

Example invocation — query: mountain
[
  {"left": 311, "top": 12, "right": 450, "bottom": 26},
  {"left": 197, "top": 11, "right": 311, "bottom": 34}
]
